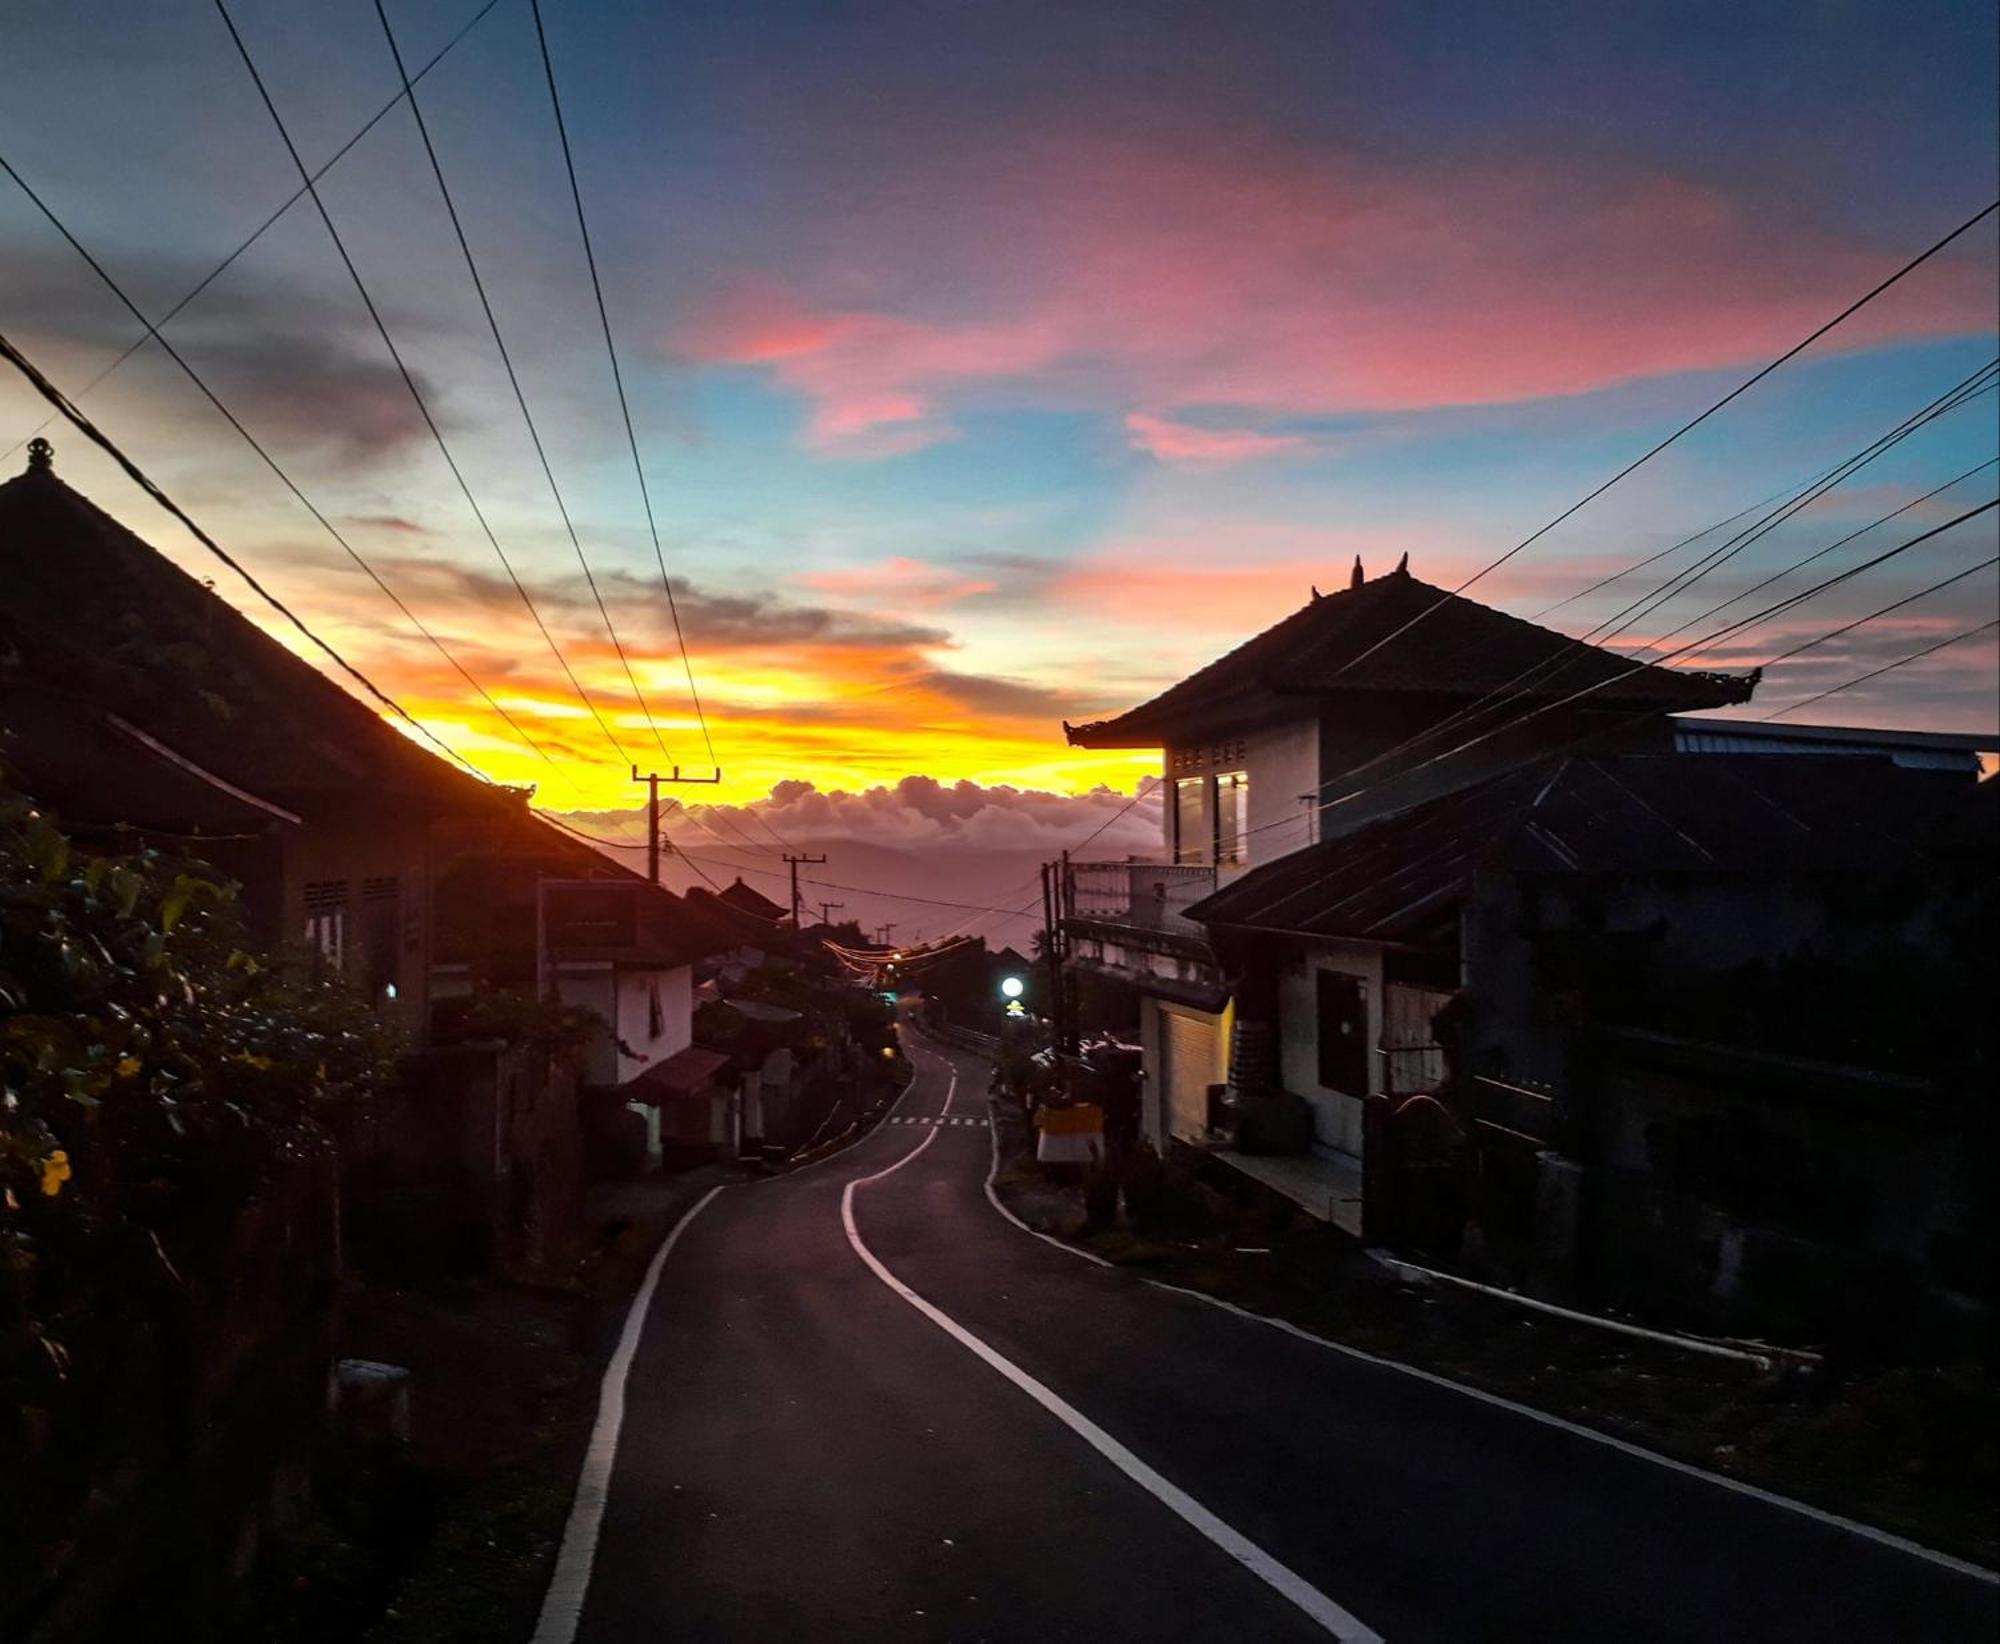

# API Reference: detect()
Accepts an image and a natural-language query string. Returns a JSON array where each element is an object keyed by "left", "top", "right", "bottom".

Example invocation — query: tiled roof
[
  {"left": 1066, "top": 565, "right": 1755, "bottom": 747},
  {"left": 0, "top": 459, "right": 504, "bottom": 816},
  {"left": 715, "top": 875, "right": 788, "bottom": 923},
  {"left": 1186, "top": 754, "right": 1981, "bottom": 942}
]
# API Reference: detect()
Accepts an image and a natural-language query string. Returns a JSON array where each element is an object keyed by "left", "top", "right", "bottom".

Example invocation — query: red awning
[{"left": 625, "top": 1045, "right": 732, "bottom": 1103}]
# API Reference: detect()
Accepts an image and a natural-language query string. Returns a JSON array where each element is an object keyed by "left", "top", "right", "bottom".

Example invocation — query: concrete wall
[
  {"left": 553, "top": 967, "right": 619, "bottom": 1087},
  {"left": 1161, "top": 710, "right": 1320, "bottom": 872},
  {"left": 612, "top": 964, "right": 693, "bottom": 1086},
  {"left": 279, "top": 796, "right": 434, "bottom": 1040},
  {"left": 1277, "top": 939, "right": 1382, "bottom": 1157},
  {"left": 1242, "top": 716, "right": 1320, "bottom": 865}
]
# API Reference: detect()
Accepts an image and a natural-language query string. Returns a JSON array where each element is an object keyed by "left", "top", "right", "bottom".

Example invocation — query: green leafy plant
[{"left": 0, "top": 787, "right": 396, "bottom": 1389}]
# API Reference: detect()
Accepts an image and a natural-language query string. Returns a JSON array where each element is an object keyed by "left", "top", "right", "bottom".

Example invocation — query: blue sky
[{"left": 2, "top": 0, "right": 1995, "bottom": 811}]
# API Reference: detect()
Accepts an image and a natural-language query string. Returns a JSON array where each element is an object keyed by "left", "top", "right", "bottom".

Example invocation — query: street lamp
[{"left": 999, "top": 975, "right": 1025, "bottom": 1000}]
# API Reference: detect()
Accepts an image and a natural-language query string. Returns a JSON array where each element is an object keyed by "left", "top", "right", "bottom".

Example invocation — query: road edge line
[
  {"left": 925, "top": 1035, "right": 2000, "bottom": 1589},
  {"left": 531, "top": 1183, "right": 728, "bottom": 1644},
  {"left": 841, "top": 1122, "right": 1382, "bottom": 1640}
]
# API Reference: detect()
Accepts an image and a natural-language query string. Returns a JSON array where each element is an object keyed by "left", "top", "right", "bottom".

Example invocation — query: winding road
[{"left": 537, "top": 1025, "right": 1999, "bottom": 1643}]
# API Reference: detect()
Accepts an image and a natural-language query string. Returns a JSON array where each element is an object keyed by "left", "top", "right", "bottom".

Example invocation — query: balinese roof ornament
[
  {"left": 1393, "top": 551, "right": 1410, "bottom": 576},
  {"left": 1349, "top": 556, "right": 1364, "bottom": 589},
  {"left": 26, "top": 437, "right": 53, "bottom": 473},
  {"left": 1310, "top": 584, "right": 1321, "bottom": 601}
]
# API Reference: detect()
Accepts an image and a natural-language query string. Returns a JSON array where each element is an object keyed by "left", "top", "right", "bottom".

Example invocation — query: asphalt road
[{"left": 562, "top": 1028, "right": 2000, "bottom": 1643}]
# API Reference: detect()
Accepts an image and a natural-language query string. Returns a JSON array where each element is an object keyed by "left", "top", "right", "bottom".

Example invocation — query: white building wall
[
  {"left": 1277, "top": 940, "right": 1384, "bottom": 1158},
  {"left": 1161, "top": 713, "right": 1321, "bottom": 878},
  {"left": 613, "top": 964, "right": 694, "bottom": 1085},
  {"left": 1241, "top": 716, "right": 1320, "bottom": 867},
  {"left": 553, "top": 968, "right": 619, "bottom": 1087}
]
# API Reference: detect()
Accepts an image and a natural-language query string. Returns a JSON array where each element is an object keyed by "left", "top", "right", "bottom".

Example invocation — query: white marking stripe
[
  {"left": 849, "top": 1046, "right": 1380, "bottom": 1641},
  {"left": 913, "top": 1030, "right": 2000, "bottom": 1589},
  {"left": 532, "top": 1184, "right": 727, "bottom": 1644}
]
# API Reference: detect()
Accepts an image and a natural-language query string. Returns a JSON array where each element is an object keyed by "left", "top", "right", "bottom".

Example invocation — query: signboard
[{"left": 541, "top": 879, "right": 642, "bottom": 951}]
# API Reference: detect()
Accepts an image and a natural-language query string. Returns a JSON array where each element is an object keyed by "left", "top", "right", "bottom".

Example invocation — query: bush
[{"left": 1, "top": 788, "right": 397, "bottom": 1611}]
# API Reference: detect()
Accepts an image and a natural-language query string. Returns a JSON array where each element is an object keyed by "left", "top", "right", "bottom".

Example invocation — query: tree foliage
[{"left": 0, "top": 788, "right": 396, "bottom": 1392}]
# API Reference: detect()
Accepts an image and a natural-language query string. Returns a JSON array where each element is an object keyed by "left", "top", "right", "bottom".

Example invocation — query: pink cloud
[
  {"left": 799, "top": 557, "right": 999, "bottom": 607},
  {"left": 1124, "top": 411, "right": 1307, "bottom": 465},
  {"left": 677, "top": 135, "right": 1995, "bottom": 456}
]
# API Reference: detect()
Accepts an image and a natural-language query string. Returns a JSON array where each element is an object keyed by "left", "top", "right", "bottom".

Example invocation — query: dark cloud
[
  {"left": 3, "top": 245, "right": 438, "bottom": 468},
  {"left": 917, "top": 667, "right": 1074, "bottom": 718},
  {"left": 358, "top": 553, "right": 952, "bottom": 653}
]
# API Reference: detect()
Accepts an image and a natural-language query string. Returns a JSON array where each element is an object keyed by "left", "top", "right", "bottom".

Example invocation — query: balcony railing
[{"left": 1064, "top": 860, "right": 1217, "bottom": 941}]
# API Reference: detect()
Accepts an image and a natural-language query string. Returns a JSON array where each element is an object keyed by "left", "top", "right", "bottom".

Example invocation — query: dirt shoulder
[
  {"left": 987, "top": 1096, "right": 1999, "bottom": 1571},
  {"left": 236, "top": 1167, "right": 733, "bottom": 1644}
]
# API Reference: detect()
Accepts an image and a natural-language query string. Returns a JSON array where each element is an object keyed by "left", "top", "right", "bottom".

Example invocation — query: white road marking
[
  {"left": 532, "top": 1184, "right": 728, "bottom": 1644},
  {"left": 915, "top": 1034, "right": 2000, "bottom": 1589},
  {"left": 848, "top": 1044, "right": 1381, "bottom": 1642}
]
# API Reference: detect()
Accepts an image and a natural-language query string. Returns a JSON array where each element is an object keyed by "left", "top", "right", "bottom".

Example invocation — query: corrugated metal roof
[{"left": 1187, "top": 754, "right": 1982, "bottom": 941}]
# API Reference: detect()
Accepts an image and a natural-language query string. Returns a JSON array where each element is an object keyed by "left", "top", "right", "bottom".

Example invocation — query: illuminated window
[
  {"left": 1215, "top": 771, "right": 1249, "bottom": 865},
  {"left": 1173, "top": 777, "right": 1207, "bottom": 864}
]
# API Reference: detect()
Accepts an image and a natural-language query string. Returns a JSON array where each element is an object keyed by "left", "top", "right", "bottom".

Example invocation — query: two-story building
[{"left": 1059, "top": 556, "right": 1759, "bottom": 1229}]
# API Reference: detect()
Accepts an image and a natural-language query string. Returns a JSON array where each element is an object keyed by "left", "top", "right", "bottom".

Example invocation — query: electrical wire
[
  {"left": 0, "top": 325, "right": 484, "bottom": 777},
  {"left": 1758, "top": 619, "right": 1998, "bottom": 723},
  {"left": 1319, "top": 361, "right": 1998, "bottom": 806},
  {"left": 2, "top": 0, "right": 507, "bottom": 466},
  {"left": 528, "top": 0, "right": 749, "bottom": 822},
  {"left": 1319, "top": 197, "right": 2000, "bottom": 686},
  {"left": 212, "top": 0, "right": 640, "bottom": 773},
  {"left": 1312, "top": 498, "right": 1998, "bottom": 819},
  {"left": 371, "top": 0, "right": 686, "bottom": 773},
  {"left": 0, "top": 174, "right": 580, "bottom": 790}
]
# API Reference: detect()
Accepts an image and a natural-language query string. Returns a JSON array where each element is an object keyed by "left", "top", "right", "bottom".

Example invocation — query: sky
[{"left": 2, "top": 0, "right": 1996, "bottom": 881}]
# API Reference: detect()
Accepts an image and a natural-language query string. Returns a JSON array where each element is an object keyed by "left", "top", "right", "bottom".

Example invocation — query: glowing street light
[{"left": 999, "top": 975, "right": 1026, "bottom": 1000}]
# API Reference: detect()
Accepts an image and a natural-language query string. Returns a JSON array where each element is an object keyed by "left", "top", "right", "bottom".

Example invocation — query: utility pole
[
  {"left": 783, "top": 853, "right": 828, "bottom": 926},
  {"left": 876, "top": 922, "right": 898, "bottom": 947},
  {"left": 632, "top": 765, "right": 722, "bottom": 885},
  {"left": 1040, "top": 858, "right": 1076, "bottom": 1075},
  {"left": 817, "top": 900, "right": 844, "bottom": 929}
]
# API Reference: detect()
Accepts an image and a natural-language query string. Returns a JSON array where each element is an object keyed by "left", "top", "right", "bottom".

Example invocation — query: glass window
[
  {"left": 1173, "top": 777, "right": 1207, "bottom": 864},
  {"left": 1215, "top": 770, "right": 1249, "bottom": 865}
]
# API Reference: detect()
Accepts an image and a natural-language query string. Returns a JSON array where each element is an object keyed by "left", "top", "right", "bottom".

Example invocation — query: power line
[
  {"left": 0, "top": 328, "right": 482, "bottom": 777},
  {"left": 211, "top": 0, "right": 641, "bottom": 773},
  {"left": 2, "top": 0, "right": 507, "bottom": 467},
  {"left": 371, "top": 0, "right": 687, "bottom": 775},
  {"left": 0, "top": 161, "right": 579, "bottom": 790},
  {"left": 527, "top": 0, "right": 734, "bottom": 802},
  {"left": 535, "top": 808, "right": 732, "bottom": 894},
  {"left": 1759, "top": 618, "right": 1998, "bottom": 722},
  {"left": 1287, "top": 365, "right": 1999, "bottom": 823},
  {"left": 1584, "top": 364, "right": 1997, "bottom": 657},
  {"left": 1313, "top": 498, "right": 1999, "bottom": 819},
  {"left": 1321, "top": 197, "right": 2000, "bottom": 686},
  {"left": 1757, "top": 554, "right": 1997, "bottom": 673}
]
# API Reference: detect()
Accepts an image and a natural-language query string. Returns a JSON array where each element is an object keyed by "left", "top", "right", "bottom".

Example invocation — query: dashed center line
[{"left": 887, "top": 1114, "right": 989, "bottom": 1127}]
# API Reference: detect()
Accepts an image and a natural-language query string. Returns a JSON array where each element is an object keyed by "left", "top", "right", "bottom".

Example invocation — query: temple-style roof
[
  {"left": 715, "top": 875, "right": 788, "bottom": 924},
  {"left": 1065, "top": 561, "right": 1756, "bottom": 748}
]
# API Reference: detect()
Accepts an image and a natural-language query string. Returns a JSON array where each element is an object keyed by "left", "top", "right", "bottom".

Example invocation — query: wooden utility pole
[
  {"left": 817, "top": 900, "right": 845, "bottom": 929},
  {"left": 876, "top": 922, "right": 898, "bottom": 947},
  {"left": 632, "top": 765, "right": 722, "bottom": 885},
  {"left": 783, "top": 853, "right": 827, "bottom": 925}
]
